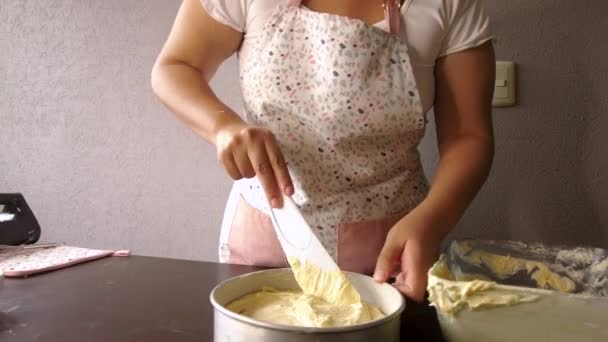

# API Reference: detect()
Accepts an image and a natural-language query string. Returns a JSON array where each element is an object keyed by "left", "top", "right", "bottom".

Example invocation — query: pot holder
[{"left": 0, "top": 245, "right": 130, "bottom": 277}]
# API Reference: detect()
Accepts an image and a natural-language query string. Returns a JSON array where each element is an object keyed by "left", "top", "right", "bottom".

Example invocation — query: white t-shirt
[{"left": 201, "top": 0, "right": 494, "bottom": 114}]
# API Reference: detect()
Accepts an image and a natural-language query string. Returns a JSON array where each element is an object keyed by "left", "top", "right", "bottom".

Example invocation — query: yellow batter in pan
[{"left": 226, "top": 259, "right": 384, "bottom": 327}]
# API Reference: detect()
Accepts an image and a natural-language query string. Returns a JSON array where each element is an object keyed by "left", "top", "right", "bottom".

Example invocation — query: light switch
[{"left": 493, "top": 61, "right": 516, "bottom": 107}]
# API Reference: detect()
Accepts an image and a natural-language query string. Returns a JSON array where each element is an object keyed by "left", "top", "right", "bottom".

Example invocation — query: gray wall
[
  {"left": 1, "top": 0, "right": 233, "bottom": 260},
  {"left": 1, "top": 0, "right": 606, "bottom": 262},
  {"left": 443, "top": 0, "right": 608, "bottom": 247}
]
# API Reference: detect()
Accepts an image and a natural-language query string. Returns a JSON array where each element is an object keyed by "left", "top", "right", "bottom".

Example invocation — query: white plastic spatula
[{"left": 267, "top": 194, "right": 338, "bottom": 272}]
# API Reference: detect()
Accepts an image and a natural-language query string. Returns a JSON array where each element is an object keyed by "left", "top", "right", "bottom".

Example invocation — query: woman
[{"left": 151, "top": 0, "right": 495, "bottom": 302}]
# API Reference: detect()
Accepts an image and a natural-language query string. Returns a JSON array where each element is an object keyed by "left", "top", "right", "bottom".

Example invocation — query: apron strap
[
  {"left": 383, "top": 0, "right": 401, "bottom": 35},
  {"left": 288, "top": 0, "right": 302, "bottom": 7},
  {"left": 287, "top": 0, "right": 402, "bottom": 35}
]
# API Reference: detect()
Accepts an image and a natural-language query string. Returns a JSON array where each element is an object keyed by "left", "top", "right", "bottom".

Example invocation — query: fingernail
[
  {"left": 373, "top": 271, "right": 386, "bottom": 282},
  {"left": 270, "top": 198, "right": 281, "bottom": 208},
  {"left": 284, "top": 185, "right": 294, "bottom": 196}
]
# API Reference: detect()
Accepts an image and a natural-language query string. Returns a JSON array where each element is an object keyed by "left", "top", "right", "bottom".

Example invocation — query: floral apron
[{"left": 219, "top": 0, "right": 428, "bottom": 275}]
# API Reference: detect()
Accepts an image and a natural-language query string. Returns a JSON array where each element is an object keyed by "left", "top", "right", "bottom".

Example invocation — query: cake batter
[
  {"left": 427, "top": 255, "right": 540, "bottom": 315},
  {"left": 454, "top": 241, "right": 577, "bottom": 292},
  {"left": 428, "top": 241, "right": 608, "bottom": 315},
  {"left": 226, "top": 259, "right": 384, "bottom": 327}
]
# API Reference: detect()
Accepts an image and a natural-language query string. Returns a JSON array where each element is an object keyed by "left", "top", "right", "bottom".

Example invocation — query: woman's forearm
[
  {"left": 416, "top": 134, "right": 494, "bottom": 239},
  {"left": 150, "top": 0, "right": 293, "bottom": 204},
  {"left": 417, "top": 42, "right": 496, "bottom": 239},
  {"left": 151, "top": 61, "right": 243, "bottom": 145},
  {"left": 152, "top": 59, "right": 294, "bottom": 204}
]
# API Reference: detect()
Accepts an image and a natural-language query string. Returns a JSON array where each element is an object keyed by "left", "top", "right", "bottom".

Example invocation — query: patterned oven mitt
[{"left": 0, "top": 246, "right": 130, "bottom": 277}]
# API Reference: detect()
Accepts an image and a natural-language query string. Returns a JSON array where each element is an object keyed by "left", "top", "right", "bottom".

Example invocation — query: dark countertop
[{"left": 0, "top": 256, "right": 445, "bottom": 341}]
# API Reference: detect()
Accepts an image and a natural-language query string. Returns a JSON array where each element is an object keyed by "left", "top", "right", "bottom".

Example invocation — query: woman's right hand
[{"left": 215, "top": 120, "right": 294, "bottom": 208}]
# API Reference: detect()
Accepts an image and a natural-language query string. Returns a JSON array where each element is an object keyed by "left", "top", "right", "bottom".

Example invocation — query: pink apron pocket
[
  {"left": 337, "top": 213, "right": 405, "bottom": 275},
  {"left": 227, "top": 198, "right": 288, "bottom": 268}
]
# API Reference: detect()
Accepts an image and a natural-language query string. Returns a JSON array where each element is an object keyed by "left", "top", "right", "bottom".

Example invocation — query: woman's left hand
[{"left": 373, "top": 208, "right": 443, "bottom": 302}]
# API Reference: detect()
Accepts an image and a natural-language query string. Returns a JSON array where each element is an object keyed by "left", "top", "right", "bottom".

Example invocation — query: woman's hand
[
  {"left": 215, "top": 120, "right": 294, "bottom": 208},
  {"left": 373, "top": 207, "right": 443, "bottom": 302}
]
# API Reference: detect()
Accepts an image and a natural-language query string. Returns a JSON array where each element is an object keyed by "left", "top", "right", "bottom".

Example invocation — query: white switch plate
[{"left": 493, "top": 61, "right": 516, "bottom": 107}]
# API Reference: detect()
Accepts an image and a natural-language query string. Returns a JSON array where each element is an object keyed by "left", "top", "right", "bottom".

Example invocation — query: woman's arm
[
  {"left": 151, "top": 0, "right": 293, "bottom": 207},
  {"left": 151, "top": 0, "right": 243, "bottom": 142},
  {"left": 375, "top": 42, "right": 496, "bottom": 301},
  {"left": 420, "top": 41, "right": 496, "bottom": 238}
]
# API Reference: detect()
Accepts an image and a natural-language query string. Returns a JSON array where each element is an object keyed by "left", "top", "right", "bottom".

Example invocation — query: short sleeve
[
  {"left": 438, "top": 0, "right": 494, "bottom": 57},
  {"left": 200, "top": 0, "right": 249, "bottom": 32}
]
